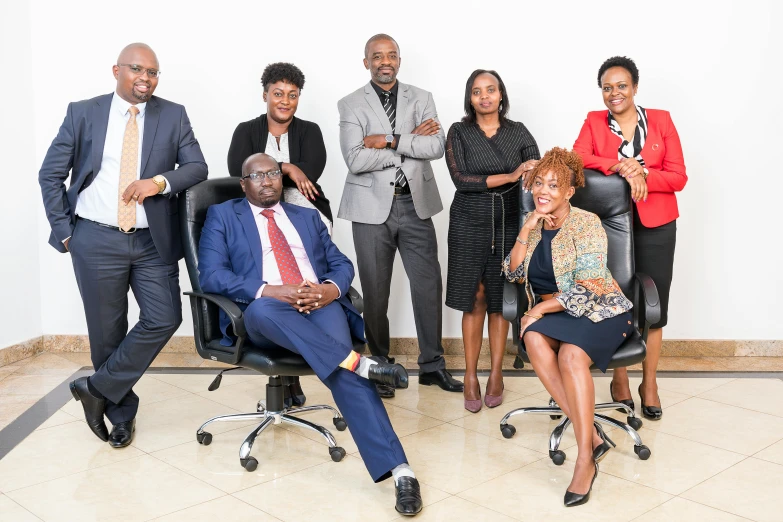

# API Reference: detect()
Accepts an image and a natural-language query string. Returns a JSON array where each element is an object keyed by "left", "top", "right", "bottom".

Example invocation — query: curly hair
[
  {"left": 523, "top": 147, "right": 585, "bottom": 191},
  {"left": 261, "top": 62, "right": 305, "bottom": 91},
  {"left": 597, "top": 56, "right": 639, "bottom": 87}
]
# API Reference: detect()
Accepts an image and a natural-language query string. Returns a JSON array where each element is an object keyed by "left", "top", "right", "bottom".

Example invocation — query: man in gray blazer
[
  {"left": 338, "top": 34, "right": 462, "bottom": 397},
  {"left": 38, "top": 43, "right": 208, "bottom": 447}
]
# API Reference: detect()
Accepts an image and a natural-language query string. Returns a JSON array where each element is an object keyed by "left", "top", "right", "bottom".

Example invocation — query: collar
[
  {"left": 112, "top": 91, "right": 147, "bottom": 118},
  {"left": 248, "top": 200, "right": 285, "bottom": 217},
  {"left": 371, "top": 80, "right": 398, "bottom": 98}
]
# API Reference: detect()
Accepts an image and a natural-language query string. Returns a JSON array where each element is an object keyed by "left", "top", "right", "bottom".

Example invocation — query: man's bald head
[
  {"left": 240, "top": 153, "right": 283, "bottom": 208},
  {"left": 113, "top": 42, "right": 160, "bottom": 104}
]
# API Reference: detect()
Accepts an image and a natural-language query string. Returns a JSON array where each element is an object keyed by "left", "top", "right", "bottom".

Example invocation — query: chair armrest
[
  {"left": 633, "top": 273, "right": 660, "bottom": 342},
  {"left": 502, "top": 281, "right": 525, "bottom": 323},
  {"left": 347, "top": 286, "right": 364, "bottom": 315},
  {"left": 184, "top": 291, "right": 246, "bottom": 338}
]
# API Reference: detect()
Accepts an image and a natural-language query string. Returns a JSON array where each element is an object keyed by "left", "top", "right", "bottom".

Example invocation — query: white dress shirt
[
  {"left": 249, "top": 201, "right": 338, "bottom": 299},
  {"left": 75, "top": 92, "right": 169, "bottom": 229}
]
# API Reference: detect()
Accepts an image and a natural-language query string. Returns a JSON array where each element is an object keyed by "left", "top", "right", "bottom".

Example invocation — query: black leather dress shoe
[
  {"left": 288, "top": 377, "right": 307, "bottom": 407},
  {"left": 610, "top": 381, "right": 635, "bottom": 413},
  {"left": 69, "top": 377, "right": 108, "bottom": 442},
  {"left": 368, "top": 360, "right": 409, "bottom": 389},
  {"left": 375, "top": 383, "right": 396, "bottom": 398},
  {"left": 564, "top": 462, "right": 598, "bottom": 507},
  {"left": 395, "top": 476, "right": 423, "bottom": 516},
  {"left": 108, "top": 419, "right": 136, "bottom": 448},
  {"left": 638, "top": 384, "right": 663, "bottom": 420},
  {"left": 418, "top": 369, "right": 464, "bottom": 392}
]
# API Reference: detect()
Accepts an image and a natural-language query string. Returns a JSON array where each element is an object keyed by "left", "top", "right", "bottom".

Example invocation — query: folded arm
[
  {"left": 339, "top": 99, "right": 397, "bottom": 174},
  {"left": 573, "top": 117, "right": 619, "bottom": 175},
  {"left": 394, "top": 92, "right": 445, "bottom": 160}
]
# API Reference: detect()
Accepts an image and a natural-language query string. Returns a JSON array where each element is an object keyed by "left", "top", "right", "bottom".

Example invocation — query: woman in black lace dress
[{"left": 445, "top": 69, "right": 540, "bottom": 412}]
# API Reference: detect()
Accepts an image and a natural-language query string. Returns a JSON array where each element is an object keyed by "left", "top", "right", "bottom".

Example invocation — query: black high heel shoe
[
  {"left": 592, "top": 422, "right": 616, "bottom": 462},
  {"left": 564, "top": 461, "right": 599, "bottom": 507},
  {"left": 638, "top": 384, "right": 663, "bottom": 420},
  {"left": 610, "top": 381, "right": 635, "bottom": 413}
]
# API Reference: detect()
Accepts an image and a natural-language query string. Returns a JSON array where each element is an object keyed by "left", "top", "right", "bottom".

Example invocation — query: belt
[
  {"left": 488, "top": 182, "right": 519, "bottom": 255},
  {"left": 393, "top": 184, "right": 411, "bottom": 196},
  {"left": 77, "top": 216, "right": 146, "bottom": 234}
]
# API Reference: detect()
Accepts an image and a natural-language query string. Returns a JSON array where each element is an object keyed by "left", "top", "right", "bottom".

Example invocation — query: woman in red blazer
[{"left": 574, "top": 56, "right": 687, "bottom": 420}]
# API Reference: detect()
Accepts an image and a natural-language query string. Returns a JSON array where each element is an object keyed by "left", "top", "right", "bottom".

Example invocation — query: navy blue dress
[{"left": 523, "top": 228, "right": 633, "bottom": 372}]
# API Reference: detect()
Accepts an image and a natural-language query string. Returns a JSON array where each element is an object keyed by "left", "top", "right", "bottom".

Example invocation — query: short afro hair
[
  {"left": 597, "top": 56, "right": 639, "bottom": 87},
  {"left": 523, "top": 147, "right": 585, "bottom": 191},
  {"left": 261, "top": 62, "right": 305, "bottom": 92}
]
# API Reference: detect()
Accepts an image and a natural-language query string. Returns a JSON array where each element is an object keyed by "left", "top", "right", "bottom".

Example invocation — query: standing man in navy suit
[
  {"left": 198, "top": 153, "right": 423, "bottom": 516},
  {"left": 38, "top": 43, "right": 208, "bottom": 448}
]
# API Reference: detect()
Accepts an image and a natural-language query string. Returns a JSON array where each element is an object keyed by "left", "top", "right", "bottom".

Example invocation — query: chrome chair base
[
  {"left": 196, "top": 400, "right": 348, "bottom": 472},
  {"left": 499, "top": 400, "right": 651, "bottom": 465}
]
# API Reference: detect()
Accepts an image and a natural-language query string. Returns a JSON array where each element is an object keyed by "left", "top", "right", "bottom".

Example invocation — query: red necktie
[{"left": 261, "top": 209, "right": 303, "bottom": 284}]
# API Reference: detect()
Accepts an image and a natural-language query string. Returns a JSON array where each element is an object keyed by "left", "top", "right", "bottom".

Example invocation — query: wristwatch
[
  {"left": 385, "top": 134, "right": 394, "bottom": 149},
  {"left": 152, "top": 175, "right": 167, "bottom": 193},
  {"left": 642, "top": 168, "right": 649, "bottom": 180}
]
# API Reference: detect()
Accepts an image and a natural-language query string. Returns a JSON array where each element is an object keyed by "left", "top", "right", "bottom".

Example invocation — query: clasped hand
[
  {"left": 611, "top": 158, "right": 648, "bottom": 202},
  {"left": 265, "top": 279, "right": 339, "bottom": 314},
  {"left": 121, "top": 179, "right": 160, "bottom": 205}
]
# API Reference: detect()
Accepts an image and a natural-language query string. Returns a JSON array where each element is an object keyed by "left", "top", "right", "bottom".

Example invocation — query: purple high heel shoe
[{"left": 484, "top": 383, "right": 504, "bottom": 408}]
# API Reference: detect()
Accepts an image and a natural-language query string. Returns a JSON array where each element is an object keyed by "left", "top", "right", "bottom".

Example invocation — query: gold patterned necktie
[{"left": 117, "top": 106, "right": 140, "bottom": 232}]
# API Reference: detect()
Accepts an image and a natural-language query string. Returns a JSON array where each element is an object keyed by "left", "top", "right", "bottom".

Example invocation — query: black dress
[
  {"left": 445, "top": 121, "right": 540, "bottom": 313},
  {"left": 227, "top": 115, "right": 333, "bottom": 222},
  {"left": 524, "top": 228, "right": 634, "bottom": 372}
]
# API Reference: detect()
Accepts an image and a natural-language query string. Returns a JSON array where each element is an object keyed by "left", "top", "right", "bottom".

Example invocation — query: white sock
[
  {"left": 356, "top": 356, "right": 378, "bottom": 379},
  {"left": 391, "top": 463, "right": 416, "bottom": 485}
]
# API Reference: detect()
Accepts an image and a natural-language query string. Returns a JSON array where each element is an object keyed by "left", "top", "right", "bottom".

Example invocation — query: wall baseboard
[{"left": 0, "top": 335, "right": 781, "bottom": 369}]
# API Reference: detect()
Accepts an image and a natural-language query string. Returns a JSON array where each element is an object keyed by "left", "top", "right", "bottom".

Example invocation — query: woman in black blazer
[{"left": 227, "top": 62, "right": 333, "bottom": 230}]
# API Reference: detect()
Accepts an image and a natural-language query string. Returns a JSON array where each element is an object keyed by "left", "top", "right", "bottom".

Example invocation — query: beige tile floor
[{"left": 0, "top": 354, "right": 782, "bottom": 521}]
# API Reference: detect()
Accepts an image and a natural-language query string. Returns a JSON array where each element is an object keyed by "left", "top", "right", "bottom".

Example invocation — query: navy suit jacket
[
  {"left": 198, "top": 198, "right": 365, "bottom": 346},
  {"left": 38, "top": 93, "right": 208, "bottom": 264}
]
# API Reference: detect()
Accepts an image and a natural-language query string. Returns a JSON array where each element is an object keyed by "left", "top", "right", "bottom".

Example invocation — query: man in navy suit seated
[{"left": 198, "top": 153, "right": 423, "bottom": 515}]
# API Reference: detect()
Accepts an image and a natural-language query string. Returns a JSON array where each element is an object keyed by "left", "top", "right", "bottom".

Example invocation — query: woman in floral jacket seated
[{"left": 503, "top": 147, "right": 633, "bottom": 508}]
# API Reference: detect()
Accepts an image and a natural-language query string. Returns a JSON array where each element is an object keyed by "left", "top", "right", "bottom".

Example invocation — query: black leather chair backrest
[
  {"left": 519, "top": 169, "right": 635, "bottom": 296},
  {"left": 179, "top": 177, "right": 245, "bottom": 342}
]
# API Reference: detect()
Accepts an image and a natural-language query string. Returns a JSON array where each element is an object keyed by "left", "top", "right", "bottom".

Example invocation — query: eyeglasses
[
  {"left": 117, "top": 64, "right": 161, "bottom": 78},
  {"left": 241, "top": 170, "right": 283, "bottom": 182}
]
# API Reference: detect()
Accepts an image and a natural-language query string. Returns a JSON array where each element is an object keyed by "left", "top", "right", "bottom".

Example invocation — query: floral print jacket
[{"left": 502, "top": 206, "right": 632, "bottom": 322}]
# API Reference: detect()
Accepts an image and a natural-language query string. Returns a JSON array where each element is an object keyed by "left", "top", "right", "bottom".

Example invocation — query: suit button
[
  {"left": 622, "top": 333, "right": 627, "bottom": 337},
  {"left": 389, "top": 182, "right": 394, "bottom": 186}
]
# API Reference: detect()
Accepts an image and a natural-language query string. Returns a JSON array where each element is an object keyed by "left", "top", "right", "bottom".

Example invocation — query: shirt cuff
[
  {"left": 62, "top": 236, "right": 71, "bottom": 244},
  {"left": 323, "top": 280, "right": 341, "bottom": 299},
  {"left": 161, "top": 176, "right": 171, "bottom": 195},
  {"left": 256, "top": 284, "right": 266, "bottom": 299}
]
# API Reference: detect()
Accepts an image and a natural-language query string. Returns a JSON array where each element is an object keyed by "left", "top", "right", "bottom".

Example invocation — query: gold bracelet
[
  {"left": 523, "top": 312, "right": 543, "bottom": 319},
  {"left": 516, "top": 236, "right": 528, "bottom": 246}
]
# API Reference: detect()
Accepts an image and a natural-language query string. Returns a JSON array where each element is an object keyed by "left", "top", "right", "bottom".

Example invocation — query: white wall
[
  {"left": 0, "top": 1, "right": 42, "bottom": 348},
  {"left": 13, "top": 0, "right": 783, "bottom": 344}
]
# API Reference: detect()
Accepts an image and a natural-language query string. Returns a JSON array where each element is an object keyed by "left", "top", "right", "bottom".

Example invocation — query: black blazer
[
  {"left": 38, "top": 93, "right": 208, "bottom": 264},
  {"left": 227, "top": 115, "right": 332, "bottom": 222}
]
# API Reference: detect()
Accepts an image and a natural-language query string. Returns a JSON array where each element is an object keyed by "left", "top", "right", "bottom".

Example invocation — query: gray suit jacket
[
  {"left": 38, "top": 93, "right": 208, "bottom": 264},
  {"left": 337, "top": 81, "right": 444, "bottom": 224}
]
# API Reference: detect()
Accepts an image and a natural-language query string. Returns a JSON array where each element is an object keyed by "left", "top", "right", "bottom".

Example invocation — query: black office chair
[
  {"left": 179, "top": 177, "right": 363, "bottom": 472},
  {"left": 499, "top": 169, "right": 660, "bottom": 465}
]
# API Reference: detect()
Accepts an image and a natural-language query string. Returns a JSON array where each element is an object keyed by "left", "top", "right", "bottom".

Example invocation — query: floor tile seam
[
  {"left": 139, "top": 493, "right": 234, "bottom": 522},
  {"left": 627, "top": 496, "right": 677, "bottom": 521},
  {"left": 228, "top": 492, "right": 284, "bottom": 521},
  {"left": 450, "top": 455, "right": 550, "bottom": 496},
  {"left": 641, "top": 422, "right": 776, "bottom": 457},
  {"left": 676, "top": 454, "right": 754, "bottom": 502},
  {"left": 384, "top": 401, "right": 454, "bottom": 424},
  {"left": 442, "top": 418, "right": 553, "bottom": 455},
  {"left": 144, "top": 451, "right": 231, "bottom": 497},
  {"left": 32, "top": 418, "right": 83, "bottom": 434},
  {"left": 1, "top": 450, "right": 151, "bottom": 495},
  {"left": 672, "top": 487, "right": 758, "bottom": 521},
  {"left": 0, "top": 492, "right": 45, "bottom": 522},
  {"left": 693, "top": 394, "right": 783, "bottom": 420},
  {"left": 751, "top": 436, "right": 783, "bottom": 461}
]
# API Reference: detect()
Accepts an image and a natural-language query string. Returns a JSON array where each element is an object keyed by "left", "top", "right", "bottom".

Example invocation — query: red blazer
[{"left": 573, "top": 109, "right": 687, "bottom": 228}]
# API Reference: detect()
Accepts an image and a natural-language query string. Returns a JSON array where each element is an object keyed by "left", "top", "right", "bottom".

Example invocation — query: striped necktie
[{"left": 381, "top": 91, "right": 407, "bottom": 188}]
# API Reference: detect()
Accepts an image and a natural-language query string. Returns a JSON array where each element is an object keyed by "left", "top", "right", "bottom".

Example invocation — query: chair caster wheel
[
  {"left": 333, "top": 417, "right": 347, "bottom": 431},
  {"left": 634, "top": 445, "right": 651, "bottom": 460},
  {"left": 330, "top": 447, "right": 346, "bottom": 462},
  {"left": 500, "top": 425, "right": 516, "bottom": 439},
  {"left": 196, "top": 432, "right": 212, "bottom": 445},
  {"left": 548, "top": 398, "right": 562, "bottom": 420},
  {"left": 628, "top": 416, "right": 643, "bottom": 430},
  {"left": 549, "top": 450, "right": 566, "bottom": 465},
  {"left": 241, "top": 457, "right": 258, "bottom": 471}
]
